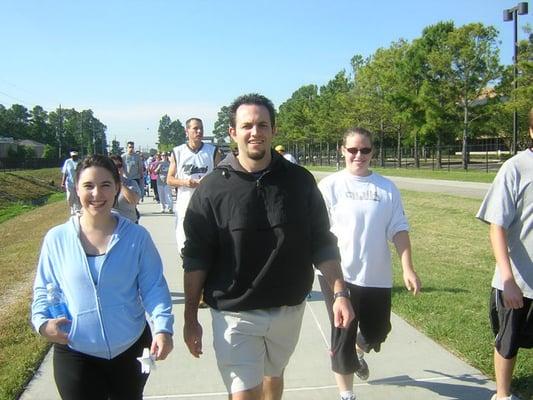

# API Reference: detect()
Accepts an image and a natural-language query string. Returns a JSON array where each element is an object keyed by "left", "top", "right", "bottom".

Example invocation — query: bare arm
[
  {"left": 316, "top": 259, "right": 354, "bottom": 328},
  {"left": 183, "top": 270, "right": 207, "bottom": 357},
  {"left": 490, "top": 224, "right": 523, "bottom": 309},
  {"left": 214, "top": 149, "right": 222, "bottom": 166},
  {"left": 392, "top": 231, "right": 421, "bottom": 295},
  {"left": 120, "top": 182, "right": 140, "bottom": 204}
]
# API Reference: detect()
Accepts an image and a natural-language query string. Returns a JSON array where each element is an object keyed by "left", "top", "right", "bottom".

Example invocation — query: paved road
[{"left": 20, "top": 176, "right": 496, "bottom": 399}]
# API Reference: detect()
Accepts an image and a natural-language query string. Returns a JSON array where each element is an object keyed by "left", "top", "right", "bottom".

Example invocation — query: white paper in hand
[{"left": 137, "top": 348, "right": 156, "bottom": 374}]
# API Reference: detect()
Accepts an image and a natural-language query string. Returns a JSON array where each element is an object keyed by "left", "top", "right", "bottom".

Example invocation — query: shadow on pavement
[{"left": 370, "top": 372, "right": 492, "bottom": 400}]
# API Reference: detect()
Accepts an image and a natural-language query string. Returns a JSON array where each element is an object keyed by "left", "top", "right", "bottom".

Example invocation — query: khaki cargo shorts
[{"left": 211, "top": 302, "right": 306, "bottom": 394}]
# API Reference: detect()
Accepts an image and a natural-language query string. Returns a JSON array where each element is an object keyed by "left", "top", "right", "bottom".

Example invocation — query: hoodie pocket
[
  {"left": 102, "top": 302, "right": 146, "bottom": 349},
  {"left": 68, "top": 308, "right": 104, "bottom": 354}
]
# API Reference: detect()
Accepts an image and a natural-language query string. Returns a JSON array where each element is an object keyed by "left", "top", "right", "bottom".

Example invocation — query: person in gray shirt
[
  {"left": 111, "top": 155, "right": 141, "bottom": 223},
  {"left": 476, "top": 108, "right": 533, "bottom": 400},
  {"left": 122, "top": 141, "right": 144, "bottom": 195}
]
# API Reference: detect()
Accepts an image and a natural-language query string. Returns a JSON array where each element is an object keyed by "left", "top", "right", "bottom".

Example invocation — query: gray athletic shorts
[{"left": 211, "top": 302, "right": 305, "bottom": 393}]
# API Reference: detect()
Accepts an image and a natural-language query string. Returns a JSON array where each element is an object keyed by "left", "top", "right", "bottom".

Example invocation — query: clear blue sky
[{"left": 1, "top": 0, "right": 531, "bottom": 150}]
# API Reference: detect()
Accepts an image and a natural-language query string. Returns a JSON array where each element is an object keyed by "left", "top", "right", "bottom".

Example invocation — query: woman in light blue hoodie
[{"left": 31, "top": 155, "right": 174, "bottom": 400}]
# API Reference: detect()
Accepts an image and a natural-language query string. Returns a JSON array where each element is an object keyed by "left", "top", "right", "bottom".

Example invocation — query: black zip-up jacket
[{"left": 182, "top": 150, "right": 340, "bottom": 311}]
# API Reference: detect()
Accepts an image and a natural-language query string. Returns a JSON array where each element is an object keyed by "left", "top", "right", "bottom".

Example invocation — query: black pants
[
  {"left": 319, "top": 276, "right": 391, "bottom": 375},
  {"left": 53, "top": 324, "right": 152, "bottom": 400},
  {"left": 150, "top": 178, "right": 159, "bottom": 201}
]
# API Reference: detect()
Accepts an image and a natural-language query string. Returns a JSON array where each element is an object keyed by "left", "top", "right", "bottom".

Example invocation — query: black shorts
[
  {"left": 319, "top": 276, "right": 392, "bottom": 375},
  {"left": 489, "top": 288, "right": 533, "bottom": 359},
  {"left": 53, "top": 324, "right": 152, "bottom": 400}
]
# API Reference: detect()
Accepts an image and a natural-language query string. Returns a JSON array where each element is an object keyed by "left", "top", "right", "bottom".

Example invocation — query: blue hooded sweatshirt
[{"left": 31, "top": 214, "right": 174, "bottom": 359}]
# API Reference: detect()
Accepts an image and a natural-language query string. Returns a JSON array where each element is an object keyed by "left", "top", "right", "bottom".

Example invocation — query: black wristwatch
[{"left": 333, "top": 288, "right": 350, "bottom": 300}]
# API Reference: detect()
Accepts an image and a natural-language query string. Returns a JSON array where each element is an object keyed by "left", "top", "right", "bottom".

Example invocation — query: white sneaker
[
  {"left": 340, "top": 395, "right": 356, "bottom": 400},
  {"left": 491, "top": 394, "right": 520, "bottom": 400}
]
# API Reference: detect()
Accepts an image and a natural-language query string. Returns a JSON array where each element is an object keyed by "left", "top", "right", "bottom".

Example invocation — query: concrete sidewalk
[{"left": 20, "top": 195, "right": 496, "bottom": 400}]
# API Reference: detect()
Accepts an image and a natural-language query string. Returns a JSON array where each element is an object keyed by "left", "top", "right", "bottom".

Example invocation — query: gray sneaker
[
  {"left": 341, "top": 395, "right": 356, "bottom": 400},
  {"left": 355, "top": 355, "right": 369, "bottom": 381}
]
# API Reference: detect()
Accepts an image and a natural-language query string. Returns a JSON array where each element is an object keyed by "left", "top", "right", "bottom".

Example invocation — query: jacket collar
[{"left": 218, "top": 149, "right": 287, "bottom": 174}]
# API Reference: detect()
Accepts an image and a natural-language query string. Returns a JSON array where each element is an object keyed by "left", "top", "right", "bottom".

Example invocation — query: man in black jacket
[{"left": 182, "top": 93, "right": 354, "bottom": 400}]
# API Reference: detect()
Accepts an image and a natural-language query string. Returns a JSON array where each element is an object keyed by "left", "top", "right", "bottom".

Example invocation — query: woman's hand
[
  {"left": 150, "top": 332, "right": 173, "bottom": 360},
  {"left": 403, "top": 270, "right": 421, "bottom": 295},
  {"left": 39, "top": 318, "right": 70, "bottom": 344}
]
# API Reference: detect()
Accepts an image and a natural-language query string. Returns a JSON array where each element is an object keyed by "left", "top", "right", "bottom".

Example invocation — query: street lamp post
[{"left": 503, "top": 2, "right": 528, "bottom": 155}]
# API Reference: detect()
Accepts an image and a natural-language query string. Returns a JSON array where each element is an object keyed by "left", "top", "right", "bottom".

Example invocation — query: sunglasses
[{"left": 345, "top": 147, "right": 372, "bottom": 155}]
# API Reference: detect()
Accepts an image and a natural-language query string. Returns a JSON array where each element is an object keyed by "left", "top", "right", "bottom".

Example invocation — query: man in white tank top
[{"left": 167, "top": 118, "right": 221, "bottom": 254}]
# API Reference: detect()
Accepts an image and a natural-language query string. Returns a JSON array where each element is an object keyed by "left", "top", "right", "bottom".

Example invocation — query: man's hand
[
  {"left": 185, "top": 178, "right": 200, "bottom": 189},
  {"left": 332, "top": 297, "right": 355, "bottom": 328},
  {"left": 503, "top": 280, "right": 524, "bottom": 309},
  {"left": 183, "top": 320, "right": 203, "bottom": 358},
  {"left": 150, "top": 332, "right": 173, "bottom": 360},
  {"left": 403, "top": 270, "right": 421, "bottom": 295},
  {"left": 39, "top": 318, "right": 70, "bottom": 344}
]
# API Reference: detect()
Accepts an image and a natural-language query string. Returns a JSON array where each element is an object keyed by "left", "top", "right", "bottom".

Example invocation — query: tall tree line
[
  {"left": 0, "top": 103, "right": 108, "bottom": 159},
  {"left": 276, "top": 21, "right": 533, "bottom": 169}
]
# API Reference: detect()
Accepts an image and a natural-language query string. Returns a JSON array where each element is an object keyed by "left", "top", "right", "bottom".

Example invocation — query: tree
[
  {"left": 213, "top": 105, "right": 230, "bottom": 144},
  {"left": 158, "top": 115, "right": 185, "bottom": 151},
  {"left": 3, "top": 104, "right": 30, "bottom": 140},
  {"left": 157, "top": 115, "right": 173, "bottom": 151},
  {"left": 495, "top": 26, "right": 533, "bottom": 150},
  {"left": 315, "top": 71, "right": 355, "bottom": 145},
  {"left": 277, "top": 84, "right": 319, "bottom": 143},
  {"left": 354, "top": 41, "right": 412, "bottom": 167},
  {"left": 43, "top": 144, "right": 57, "bottom": 159},
  {"left": 169, "top": 119, "right": 186, "bottom": 148},
  {"left": 110, "top": 139, "right": 122, "bottom": 155},
  {"left": 412, "top": 21, "right": 458, "bottom": 168},
  {"left": 443, "top": 23, "right": 502, "bottom": 169},
  {"left": 29, "top": 105, "right": 51, "bottom": 144}
]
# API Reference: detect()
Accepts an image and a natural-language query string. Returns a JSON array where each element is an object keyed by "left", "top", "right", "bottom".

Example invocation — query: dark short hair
[
  {"left": 185, "top": 118, "right": 203, "bottom": 129},
  {"left": 109, "top": 154, "right": 123, "bottom": 168},
  {"left": 342, "top": 127, "right": 373, "bottom": 147},
  {"left": 229, "top": 93, "right": 276, "bottom": 128},
  {"left": 75, "top": 155, "right": 121, "bottom": 188},
  {"left": 127, "top": 141, "right": 134, "bottom": 147}
]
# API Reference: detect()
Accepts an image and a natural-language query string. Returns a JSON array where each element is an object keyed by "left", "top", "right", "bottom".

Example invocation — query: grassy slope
[
  {"left": 0, "top": 169, "right": 66, "bottom": 400},
  {"left": 0, "top": 202, "right": 69, "bottom": 400}
]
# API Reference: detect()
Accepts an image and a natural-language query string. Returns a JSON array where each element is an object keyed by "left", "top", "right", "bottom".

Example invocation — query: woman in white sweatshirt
[{"left": 318, "top": 127, "right": 421, "bottom": 400}]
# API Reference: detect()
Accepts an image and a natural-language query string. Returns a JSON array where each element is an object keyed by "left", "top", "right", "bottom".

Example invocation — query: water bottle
[{"left": 46, "top": 283, "right": 71, "bottom": 332}]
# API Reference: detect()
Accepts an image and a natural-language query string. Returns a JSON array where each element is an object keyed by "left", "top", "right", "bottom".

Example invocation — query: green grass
[
  {"left": 0, "top": 193, "right": 64, "bottom": 224},
  {"left": 0, "top": 298, "right": 50, "bottom": 400},
  {"left": 308, "top": 165, "right": 497, "bottom": 183},
  {"left": 0, "top": 168, "right": 62, "bottom": 208},
  {"left": 392, "top": 190, "right": 532, "bottom": 400},
  {"left": 0, "top": 168, "right": 64, "bottom": 223},
  {"left": 0, "top": 201, "right": 68, "bottom": 400}
]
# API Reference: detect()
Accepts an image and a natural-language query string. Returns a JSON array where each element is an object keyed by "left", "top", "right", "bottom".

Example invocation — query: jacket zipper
[{"left": 76, "top": 219, "right": 119, "bottom": 359}]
